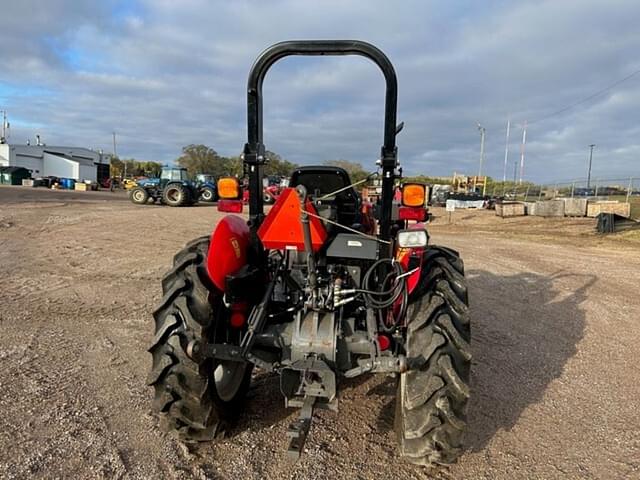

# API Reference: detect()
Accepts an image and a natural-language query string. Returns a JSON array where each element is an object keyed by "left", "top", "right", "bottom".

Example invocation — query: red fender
[{"left": 206, "top": 215, "right": 250, "bottom": 291}]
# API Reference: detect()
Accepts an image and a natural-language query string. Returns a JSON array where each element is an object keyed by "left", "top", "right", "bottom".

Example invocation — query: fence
[{"left": 488, "top": 177, "right": 638, "bottom": 203}]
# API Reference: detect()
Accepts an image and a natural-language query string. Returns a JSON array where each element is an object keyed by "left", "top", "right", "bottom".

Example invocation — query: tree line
[
  {"left": 174, "top": 144, "right": 373, "bottom": 181},
  {"left": 109, "top": 158, "right": 163, "bottom": 178},
  {"left": 110, "top": 143, "right": 371, "bottom": 181},
  {"left": 175, "top": 144, "right": 297, "bottom": 178}
]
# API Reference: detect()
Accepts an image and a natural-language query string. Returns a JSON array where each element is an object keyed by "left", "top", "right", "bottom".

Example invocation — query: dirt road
[{"left": 1, "top": 187, "right": 639, "bottom": 479}]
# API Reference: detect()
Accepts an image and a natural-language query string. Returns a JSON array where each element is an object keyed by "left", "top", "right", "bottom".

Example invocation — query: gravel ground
[{"left": 1, "top": 185, "right": 639, "bottom": 479}]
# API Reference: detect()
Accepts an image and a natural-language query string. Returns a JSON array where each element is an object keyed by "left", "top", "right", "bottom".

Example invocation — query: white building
[{"left": 0, "top": 143, "right": 109, "bottom": 182}]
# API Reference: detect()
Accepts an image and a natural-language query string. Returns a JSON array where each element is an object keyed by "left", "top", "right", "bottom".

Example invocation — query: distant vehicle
[
  {"left": 262, "top": 175, "right": 286, "bottom": 204},
  {"left": 430, "top": 184, "right": 452, "bottom": 206},
  {"left": 574, "top": 188, "right": 595, "bottom": 197},
  {"left": 130, "top": 167, "right": 199, "bottom": 206},
  {"left": 122, "top": 178, "right": 140, "bottom": 190},
  {"left": 33, "top": 176, "right": 60, "bottom": 188},
  {"left": 195, "top": 174, "right": 218, "bottom": 202}
]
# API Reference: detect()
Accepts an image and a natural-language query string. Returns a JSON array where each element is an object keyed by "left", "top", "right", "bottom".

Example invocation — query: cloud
[{"left": 0, "top": 0, "right": 638, "bottom": 182}]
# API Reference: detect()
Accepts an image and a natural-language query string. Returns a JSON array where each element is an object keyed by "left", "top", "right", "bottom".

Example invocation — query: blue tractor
[
  {"left": 195, "top": 173, "right": 218, "bottom": 202},
  {"left": 130, "top": 167, "right": 200, "bottom": 206}
]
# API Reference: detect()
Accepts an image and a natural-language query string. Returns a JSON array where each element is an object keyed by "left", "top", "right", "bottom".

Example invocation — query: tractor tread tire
[
  {"left": 148, "top": 236, "right": 250, "bottom": 442},
  {"left": 163, "top": 183, "right": 189, "bottom": 207},
  {"left": 396, "top": 245, "right": 471, "bottom": 466},
  {"left": 131, "top": 187, "right": 149, "bottom": 205},
  {"left": 201, "top": 186, "right": 216, "bottom": 203}
]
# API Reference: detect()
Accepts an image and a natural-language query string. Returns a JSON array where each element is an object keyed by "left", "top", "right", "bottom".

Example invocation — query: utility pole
[
  {"left": 112, "top": 131, "right": 118, "bottom": 158},
  {"left": 586, "top": 144, "right": 596, "bottom": 189},
  {"left": 113, "top": 131, "right": 125, "bottom": 179},
  {"left": 1, "top": 110, "right": 7, "bottom": 142},
  {"left": 477, "top": 123, "right": 486, "bottom": 179},
  {"left": 503, "top": 118, "right": 510, "bottom": 182},
  {"left": 519, "top": 120, "right": 527, "bottom": 184}
]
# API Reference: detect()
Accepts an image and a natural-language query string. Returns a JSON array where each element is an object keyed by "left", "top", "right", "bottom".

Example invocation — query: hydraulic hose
[{"left": 360, "top": 258, "right": 406, "bottom": 309}]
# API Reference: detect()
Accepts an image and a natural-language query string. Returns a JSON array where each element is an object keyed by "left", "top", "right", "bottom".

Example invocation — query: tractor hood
[{"left": 136, "top": 178, "right": 160, "bottom": 187}]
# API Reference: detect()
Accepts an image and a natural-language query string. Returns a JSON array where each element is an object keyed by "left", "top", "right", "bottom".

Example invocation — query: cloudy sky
[{"left": 1, "top": 0, "right": 638, "bottom": 182}]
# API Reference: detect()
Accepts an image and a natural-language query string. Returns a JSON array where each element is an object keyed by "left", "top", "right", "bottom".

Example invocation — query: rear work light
[
  {"left": 397, "top": 228, "right": 428, "bottom": 248},
  {"left": 217, "top": 199, "right": 243, "bottom": 213}
]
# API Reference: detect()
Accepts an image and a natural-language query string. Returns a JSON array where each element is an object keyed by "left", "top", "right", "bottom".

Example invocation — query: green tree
[
  {"left": 123, "top": 158, "right": 143, "bottom": 176},
  {"left": 225, "top": 155, "right": 244, "bottom": 177},
  {"left": 402, "top": 175, "right": 454, "bottom": 185},
  {"left": 264, "top": 151, "right": 297, "bottom": 177},
  {"left": 323, "top": 159, "right": 369, "bottom": 183},
  {"left": 175, "top": 145, "right": 295, "bottom": 179},
  {"left": 177, "top": 144, "right": 227, "bottom": 177},
  {"left": 109, "top": 156, "right": 123, "bottom": 177},
  {"left": 144, "top": 161, "right": 163, "bottom": 177},
  {"left": 110, "top": 157, "right": 163, "bottom": 178}
]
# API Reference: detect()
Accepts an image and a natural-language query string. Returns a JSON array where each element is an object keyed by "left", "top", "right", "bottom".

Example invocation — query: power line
[{"left": 528, "top": 68, "right": 640, "bottom": 125}]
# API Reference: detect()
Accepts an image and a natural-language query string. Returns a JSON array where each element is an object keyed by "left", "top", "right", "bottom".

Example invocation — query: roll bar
[{"left": 243, "top": 40, "right": 399, "bottom": 243}]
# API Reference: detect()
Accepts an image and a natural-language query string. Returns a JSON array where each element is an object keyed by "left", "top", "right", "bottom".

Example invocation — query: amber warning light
[
  {"left": 217, "top": 177, "right": 241, "bottom": 199},
  {"left": 401, "top": 183, "right": 426, "bottom": 207}
]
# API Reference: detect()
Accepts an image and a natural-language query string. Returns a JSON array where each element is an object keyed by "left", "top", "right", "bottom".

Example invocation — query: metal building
[{"left": 0, "top": 143, "right": 109, "bottom": 182}]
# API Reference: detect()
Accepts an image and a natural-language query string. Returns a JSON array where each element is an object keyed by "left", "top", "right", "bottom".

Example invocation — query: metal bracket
[
  {"left": 186, "top": 340, "right": 244, "bottom": 363},
  {"left": 286, "top": 395, "right": 316, "bottom": 460},
  {"left": 240, "top": 256, "right": 284, "bottom": 356},
  {"left": 281, "top": 357, "right": 337, "bottom": 403},
  {"left": 343, "top": 354, "right": 408, "bottom": 378}
]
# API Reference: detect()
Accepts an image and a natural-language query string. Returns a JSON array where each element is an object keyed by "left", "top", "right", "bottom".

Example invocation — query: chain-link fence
[
  {"left": 487, "top": 177, "right": 638, "bottom": 202},
  {"left": 484, "top": 176, "right": 639, "bottom": 218},
  {"left": 539, "top": 177, "right": 637, "bottom": 203}
]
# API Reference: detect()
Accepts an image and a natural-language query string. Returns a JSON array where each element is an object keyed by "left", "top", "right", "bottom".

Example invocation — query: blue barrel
[{"left": 61, "top": 178, "right": 76, "bottom": 189}]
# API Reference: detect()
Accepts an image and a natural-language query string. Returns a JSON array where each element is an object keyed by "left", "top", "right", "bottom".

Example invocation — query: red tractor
[
  {"left": 262, "top": 175, "right": 285, "bottom": 204},
  {"left": 148, "top": 40, "right": 470, "bottom": 466}
]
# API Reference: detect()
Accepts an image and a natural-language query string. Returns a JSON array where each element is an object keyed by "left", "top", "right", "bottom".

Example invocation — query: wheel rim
[
  {"left": 214, "top": 362, "right": 247, "bottom": 401},
  {"left": 166, "top": 188, "right": 180, "bottom": 202},
  {"left": 133, "top": 190, "right": 144, "bottom": 202},
  {"left": 202, "top": 189, "right": 212, "bottom": 201}
]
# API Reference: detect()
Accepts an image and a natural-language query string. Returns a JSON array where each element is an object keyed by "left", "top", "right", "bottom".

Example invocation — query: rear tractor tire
[
  {"left": 396, "top": 246, "right": 471, "bottom": 466},
  {"left": 163, "top": 184, "right": 189, "bottom": 207},
  {"left": 131, "top": 187, "right": 149, "bottom": 205},
  {"left": 148, "top": 236, "right": 252, "bottom": 441}
]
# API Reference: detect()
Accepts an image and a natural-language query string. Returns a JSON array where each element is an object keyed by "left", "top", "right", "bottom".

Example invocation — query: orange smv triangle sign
[{"left": 257, "top": 188, "right": 327, "bottom": 252}]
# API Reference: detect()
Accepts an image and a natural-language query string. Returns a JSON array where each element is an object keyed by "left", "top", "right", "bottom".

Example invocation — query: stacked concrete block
[
  {"left": 534, "top": 200, "right": 565, "bottom": 217},
  {"left": 561, "top": 198, "right": 588, "bottom": 217},
  {"left": 587, "top": 201, "right": 631, "bottom": 218},
  {"left": 495, "top": 202, "right": 526, "bottom": 217},
  {"left": 523, "top": 202, "right": 536, "bottom": 216}
]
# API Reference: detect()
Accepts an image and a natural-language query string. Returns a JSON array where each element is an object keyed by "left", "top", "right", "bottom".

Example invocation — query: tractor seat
[{"left": 289, "top": 166, "right": 361, "bottom": 234}]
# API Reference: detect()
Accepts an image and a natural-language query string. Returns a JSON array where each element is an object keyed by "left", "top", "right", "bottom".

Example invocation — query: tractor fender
[
  {"left": 395, "top": 222, "right": 427, "bottom": 295},
  {"left": 206, "top": 215, "right": 250, "bottom": 291}
]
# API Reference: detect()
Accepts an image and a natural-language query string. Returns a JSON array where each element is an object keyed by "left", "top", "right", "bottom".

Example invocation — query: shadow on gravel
[
  {"left": 465, "top": 269, "right": 597, "bottom": 452},
  {"left": 233, "top": 370, "right": 377, "bottom": 436},
  {"left": 230, "top": 269, "right": 596, "bottom": 448},
  {"left": 231, "top": 372, "right": 294, "bottom": 434}
]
